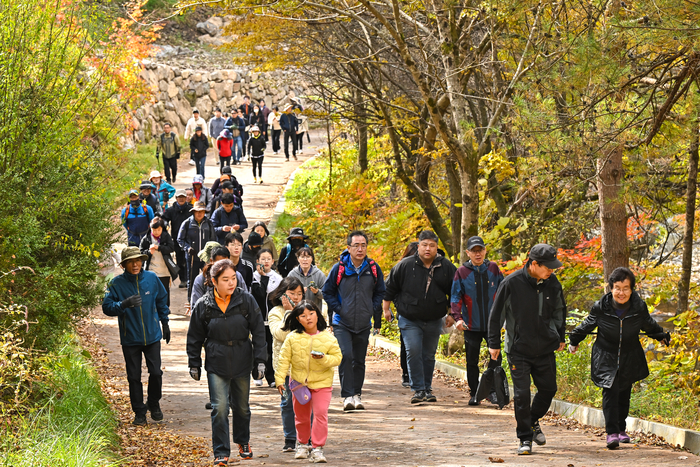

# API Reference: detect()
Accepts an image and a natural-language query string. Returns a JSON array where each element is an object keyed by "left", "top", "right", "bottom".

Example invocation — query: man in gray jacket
[{"left": 322, "top": 230, "right": 385, "bottom": 411}]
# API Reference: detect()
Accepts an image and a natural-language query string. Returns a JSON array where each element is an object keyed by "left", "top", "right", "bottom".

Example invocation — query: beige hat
[
  {"left": 149, "top": 170, "right": 162, "bottom": 180},
  {"left": 120, "top": 246, "right": 148, "bottom": 266},
  {"left": 175, "top": 189, "right": 187, "bottom": 198},
  {"left": 191, "top": 201, "right": 207, "bottom": 212},
  {"left": 284, "top": 103, "right": 293, "bottom": 111}
]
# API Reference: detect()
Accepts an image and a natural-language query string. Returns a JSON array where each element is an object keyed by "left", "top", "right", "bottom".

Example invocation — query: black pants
[
  {"left": 296, "top": 132, "right": 304, "bottom": 151},
  {"left": 122, "top": 341, "right": 162, "bottom": 416},
  {"left": 602, "top": 374, "right": 632, "bottom": 434},
  {"left": 399, "top": 331, "right": 408, "bottom": 377},
  {"left": 507, "top": 352, "right": 558, "bottom": 441},
  {"left": 253, "top": 326, "right": 275, "bottom": 384},
  {"left": 334, "top": 325, "right": 370, "bottom": 398},
  {"left": 219, "top": 155, "right": 231, "bottom": 170},
  {"left": 186, "top": 252, "right": 204, "bottom": 302},
  {"left": 283, "top": 130, "right": 297, "bottom": 159},
  {"left": 272, "top": 129, "right": 281, "bottom": 152},
  {"left": 174, "top": 245, "right": 187, "bottom": 284},
  {"left": 158, "top": 276, "right": 170, "bottom": 307},
  {"left": 162, "top": 157, "right": 178, "bottom": 183},
  {"left": 252, "top": 156, "right": 263, "bottom": 178},
  {"left": 464, "top": 330, "right": 501, "bottom": 396}
]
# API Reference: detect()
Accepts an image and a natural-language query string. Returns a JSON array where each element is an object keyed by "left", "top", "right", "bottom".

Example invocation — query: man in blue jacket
[
  {"left": 211, "top": 193, "right": 248, "bottom": 245},
  {"left": 322, "top": 230, "right": 385, "bottom": 411},
  {"left": 102, "top": 246, "right": 170, "bottom": 426},
  {"left": 450, "top": 236, "right": 504, "bottom": 405},
  {"left": 122, "top": 189, "right": 155, "bottom": 246}
]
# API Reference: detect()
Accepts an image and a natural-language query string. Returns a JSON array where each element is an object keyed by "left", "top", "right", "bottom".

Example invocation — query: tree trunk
[
  {"left": 459, "top": 161, "right": 480, "bottom": 264},
  {"left": 445, "top": 155, "right": 462, "bottom": 261},
  {"left": 354, "top": 90, "right": 368, "bottom": 173},
  {"left": 677, "top": 126, "right": 699, "bottom": 314},
  {"left": 597, "top": 146, "right": 629, "bottom": 282}
]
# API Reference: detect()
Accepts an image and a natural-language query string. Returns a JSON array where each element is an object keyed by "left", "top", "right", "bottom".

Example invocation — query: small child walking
[{"left": 275, "top": 302, "right": 341, "bottom": 463}]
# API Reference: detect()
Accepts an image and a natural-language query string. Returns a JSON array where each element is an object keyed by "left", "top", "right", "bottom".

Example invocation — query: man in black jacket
[
  {"left": 177, "top": 201, "right": 216, "bottom": 302},
  {"left": 383, "top": 230, "right": 456, "bottom": 404},
  {"left": 488, "top": 243, "right": 567, "bottom": 456},
  {"left": 190, "top": 126, "right": 209, "bottom": 177},
  {"left": 162, "top": 190, "right": 191, "bottom": 288},
  {"left": 279, "top": 103, "right": 298, "bottom": 161}
]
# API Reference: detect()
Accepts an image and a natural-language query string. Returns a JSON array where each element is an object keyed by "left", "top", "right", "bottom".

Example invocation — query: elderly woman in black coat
[{"left": 569, "top": 267, "right": 670, "bottom": 450}]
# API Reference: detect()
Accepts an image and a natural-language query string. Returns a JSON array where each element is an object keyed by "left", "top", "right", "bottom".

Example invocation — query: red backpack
[{"left": 336, "top": 259, "right": 378, "bottom": 286}]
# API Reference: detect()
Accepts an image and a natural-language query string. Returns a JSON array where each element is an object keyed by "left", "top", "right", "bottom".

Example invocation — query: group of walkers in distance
[{"left": 105, "top": 102, "right": 673, "bottom": 463}]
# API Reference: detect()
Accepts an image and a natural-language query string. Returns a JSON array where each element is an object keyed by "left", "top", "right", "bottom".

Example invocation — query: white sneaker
[
  {"left": 254, "top": 379, "right": 263, "bottom": 387},
  {"left": 309, "top": 447, "right": 327, "bottom": 463},
  {"left": 295, "top": 444, "right": 310, "bottom": 459},
  {"left": 188, "top": 159, "right": 195, "bottom": 166},
  {"left": 343, "top": 396, "right": 355, "bottom": 411},
  {"left": 353, "top": 394, "right": 364, "bottom": 410}
]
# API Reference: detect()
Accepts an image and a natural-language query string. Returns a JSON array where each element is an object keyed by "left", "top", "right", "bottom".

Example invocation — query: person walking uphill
[
  {"left": 450, "top": 236, "right": 504, "bottom": 405},
  {"left": 155, "top": 123, "right": 180, "bottom": 183},
  {"left": 190, "top": 126, "right": 210, "bottom": 178},
  {"left": 275, "top": 302, "right": 342, "bottom": 463},
  {"left": 162, "top": 190, "right": 192, "bottom": 288},
  {"left": 277, "top": 227, "right": 309, "bottom": 278},
  {"left": 322, "top": 230, "right": 385, "bottom": 411},
  {"left": 247, "top": 125, "right": 266, "bottom": 184},
  {"left": 102, "top": 246, "right": 170, "bottom": 426},
  {"left": 178, "top": 201, "right": 216, "bottom": 302},
  {"left": 569, "top": 267, "right": 670, "bottom": 450},
  {"left": 122, "top": 189, "right": 155, "bottom": 246},
  {"left": 280, "top": 103, "right": 298, "bottom": 161},
  {"left": 383, "top": 230, "right": 456, "bottom": 404},
  {"left": 488, "top": 243, "right": 567, "bottom": 456},
  {"left": 186, "top": 259, "right": 267, "bottom": 465}
]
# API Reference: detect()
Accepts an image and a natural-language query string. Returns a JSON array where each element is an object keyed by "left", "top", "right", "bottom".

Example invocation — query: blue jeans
[
  {"left": 194, "top": 156, "right": 206, "bottom": 177},
  {"left": 233, "top": 136, "right": 243, "bottom": 162},
  {"left": 334, "top": 324, "right": 370, "bottom": 398},
  {"left": 207, "top": 373, "right": 251, "bottom": 458},
  {"left": 280, "top": 376, "right": 296, "bottom": 443},
  {"left": 398, "top": 315, "right": 443, "bottom": 392}
]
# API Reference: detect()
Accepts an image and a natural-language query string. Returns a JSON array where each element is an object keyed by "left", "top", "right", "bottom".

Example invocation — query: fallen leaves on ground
[
  {"left": 488, "top": 456, "right": 505, "bottom": 463},
  {"left": 78, "top": 320, "right": 211, "bottom": 466}
]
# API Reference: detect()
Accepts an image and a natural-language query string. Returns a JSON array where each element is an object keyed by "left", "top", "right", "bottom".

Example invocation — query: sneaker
[
  {"left": 269, "top": 381, "right": 276, "bottom": 388},
  {"left": 606, "top": 433, "right": 619, "bottom": 450},
  {"left": 254, "top": 177, "right": 257, "bottom": 183},
  {"left": 213, "top": 457, "right": 229, "bottom": 466},
  {"left": 282, "top": 441, "right": 296, "bottom": 452},
  {"left": 353, "top": 394, "right": 364, "bottom": 410},
  {"left": 149, "top": 404, "right": 163, "bottom": 421},
  {"left": 401, "top": 374, "right": 410, "bottom": 387},
  {"left": 188, "top": 159, "right": 195, "bottom": 166},
  {"left": 132, "top": 413, "right": 147, "bottom": 426},
  {"left": 517, "top": 440, "right": 532, "bottom": 455},
  {"left": 205, "top": 402, "right": 212, "bottom": 410},
  {"left": 259, "top": 179, "right": 263, "bottom": 184},
  {"left": 424, "top": 390, "right": 437, "bottom": 403},
  {"left": 619, "top": 431, "right": 631, "bottom": 443},
  {"left": 468, "top": 395, "right": 480, "bottom": 406},
  {"left": 238, "top": 443, "right": 253, "bottom": 459},
  {"left": 295, "top": 444, "right": 311, "bottom": 459},
  {"left": 343, "top": 396, "right": 355, "bottom": 411},
  {"left": 293, "top": 155, "right": 298, "bottom": 160},
  {"left": 411, "top": 390, "right": 426, "bottom": 404},
  {"left": 178, "top": 283, "right": 187, "bottom": 288},
  {"left": 532, "top": 420, "right": 546, "bottom": 445},
  {"left": 309, "top": 447, "right": 327, "bottom": 463},
  {"left": 254, "top": 379, "right": 263, "bottom": 387},
  {"left": 285, "top": 158, "right": 289, "bottom": 162}
]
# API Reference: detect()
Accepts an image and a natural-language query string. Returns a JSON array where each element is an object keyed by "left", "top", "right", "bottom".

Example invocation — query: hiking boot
[
  {"left": 293, "top": 154, "right": 298, "bottom": 160},
  {"left": 238, "top": 443, "right": 253, "bottom": 459},
  {"left": 411, "top": 390, "right": 426, "bottom": 404},
  {"left": 343, "top": 396, "right": 355, "bottom": 411},
  {"left": 353, "top": 394, "right": 364, "bottom": 410},
  {"left": 282, "top": 440, "right": 296, "bottom": 452},
  {"left": 606, "top": 433, "right": 619, "bottom": 449},
  {"left": 424, "top": 390, "right": 437, "bottom": 402},
  {"left": 468, "top": 395, "right": 480, "bottom": 406},
  {"left": 149, "top": 404, "right": 163, "bottom": 421},
  {"left": 517, "top": 440, "right": 532, "bottom": 455},
  {"left": 532, "top": 420, "right": 546, "bottom": 445},
  {"left": 401, "top": 374, "right": 410, "bottom": 388},
  {"left": 178, "top": 283, "right": 187, "bottom": 288},
  {"left": 132, "top": 413, "right": 147, "bottom": 426},
  {"left": 295, "top": 444, "right": 311, "bottom": 459},
  {"left": 309, "top": 447, "right": 327, "bottom": 463},
  {"left": 213, "top": 457, "right": 228, "bottom": 466},
  {"left": 619, "top": 431, "right": 631, "bottom": 443},
  {"left": 205, "top": 402, "right": 212, "bottom": 410}
]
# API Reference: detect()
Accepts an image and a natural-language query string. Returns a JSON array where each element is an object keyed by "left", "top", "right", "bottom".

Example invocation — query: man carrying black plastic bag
[{"left": 488, "top": 244, "right": 567, "bottom": 456}]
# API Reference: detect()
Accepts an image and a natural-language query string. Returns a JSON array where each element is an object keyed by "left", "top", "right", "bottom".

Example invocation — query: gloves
[
  {"left": 162, "top": 321, "right": 170, "bottom": 344},
  {"left": 256, "top": 363, "right": 265, "bottom": 380},
  {"left": 189, "top": 367, "right": 201, "bottom": 381},
  {"left": 163, "top": 192, "right": 170, "bottom": 204},
  {"left": 121, "top": 294, "right": 142, "bottom": 309}
]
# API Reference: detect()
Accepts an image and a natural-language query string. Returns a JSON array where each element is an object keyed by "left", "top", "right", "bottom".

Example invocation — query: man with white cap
[
  {"left": 279, "top": 103, "right": 298, "bottom": 161},
  {"left": 488, "top": 243, "right": 567, "bottom": 456},
  {"left": 102, "top": 246, "right": 170, "bottom": 426},
  {"left": 149, "top": 170, "right": 176, "bottom": 210}
]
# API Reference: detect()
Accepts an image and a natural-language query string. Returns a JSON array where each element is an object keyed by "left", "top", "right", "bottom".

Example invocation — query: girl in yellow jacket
[{"left": 275, "top": 302, "right": 341, "bottom": 463}]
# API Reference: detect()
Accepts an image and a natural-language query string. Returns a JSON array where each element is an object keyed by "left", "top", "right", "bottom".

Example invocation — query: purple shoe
[
  {"left": 606, "top": 433, "right": 619, "bottom": 449},
  {"left": 619, "top": 431, "right": 631, "bottom": 443}
]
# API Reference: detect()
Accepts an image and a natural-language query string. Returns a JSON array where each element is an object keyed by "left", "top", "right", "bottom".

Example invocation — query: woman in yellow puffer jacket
[{"left": 275, "top": 302, "right": 341, "bottom": 463}]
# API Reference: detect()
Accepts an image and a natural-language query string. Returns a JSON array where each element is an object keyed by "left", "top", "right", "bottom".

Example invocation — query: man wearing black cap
[
  {"left": 139, "top": 180, "right": 162, "bottom": 216},
  {"left": 488, "top": 243, "right": 567, "bottom": 456},
  {"left": 450, "top": 236, "right": 504, "bottom": 405}
]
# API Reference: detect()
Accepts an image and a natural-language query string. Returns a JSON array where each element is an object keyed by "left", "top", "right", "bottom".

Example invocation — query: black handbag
[{"left": 164, "top": 254, "right": 180, "bottom": 280}]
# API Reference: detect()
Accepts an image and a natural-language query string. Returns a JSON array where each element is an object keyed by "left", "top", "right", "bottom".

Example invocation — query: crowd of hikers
[{"left": 105, "top": 101, "right": 673, "bottom": 465}]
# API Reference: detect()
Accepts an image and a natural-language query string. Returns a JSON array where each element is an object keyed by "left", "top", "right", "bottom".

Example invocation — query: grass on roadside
[{"left": 1, "top": 336, "right": 121, "bottom": 467}]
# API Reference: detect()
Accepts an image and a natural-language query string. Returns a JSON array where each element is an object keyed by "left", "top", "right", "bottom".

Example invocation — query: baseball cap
[
  {"left": 466, "top": 236, "right": 486, "bottom": 251},
  {"left": 529, "top": 244, "right": 563, "bottom": 269},
  {"left": 175, "top": 189, "right": 186, "bottom": 198}
]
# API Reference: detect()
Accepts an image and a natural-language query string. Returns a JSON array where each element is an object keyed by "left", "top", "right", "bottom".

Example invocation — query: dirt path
[{"left": 89, "top": 133, "right": 699, "bottom": 466}]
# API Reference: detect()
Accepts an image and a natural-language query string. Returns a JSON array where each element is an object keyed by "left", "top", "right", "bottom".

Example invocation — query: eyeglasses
[{"left": 349, "top": 244, "right": 367, "bottom": 249}]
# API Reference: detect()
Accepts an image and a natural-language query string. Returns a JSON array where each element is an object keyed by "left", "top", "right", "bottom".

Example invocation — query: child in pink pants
[{"left": 275, "top": 302, "right": 342, "bottom": 463}]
